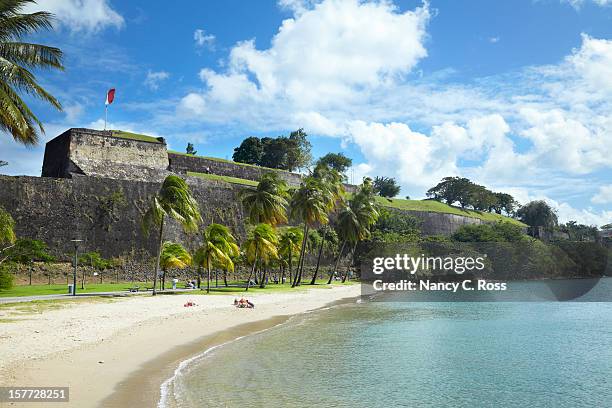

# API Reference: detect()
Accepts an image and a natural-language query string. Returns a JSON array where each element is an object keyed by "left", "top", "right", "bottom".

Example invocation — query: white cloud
[
  {"left": 194, "top": 0, "right": 430, "bottom": 110},
  {"left": 23, "top": 0, "right": 124, "bottom": 33},
  {"left": 194, "top": 29, "right": 216, "bottom": 49},
  {"left": 489, "top": 36, "right": 500, "bottom": 43},
  {"left": 592, "top": 185, "right": 612, "bottom": 204},
  {"left": 64, "top": 103, "right": 84, "bottom": 123},
  {"left": 562, "top": 0, "right": 612, "bottom": 9},
  {"left": 144, "top": 70, "right": 170, "bottom": 91}
]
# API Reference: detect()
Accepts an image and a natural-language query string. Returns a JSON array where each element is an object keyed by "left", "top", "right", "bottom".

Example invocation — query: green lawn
[
  {"left": 0, "top": 280, "right": 356, "bottom": 298},
  {"left": 169, "top": 150, "right": 290, "bottom": 172},
  {"left": 375, "top": 196, "right": 526, "bottom": 226},
  {"left": 187, "top": 171, "right": 258, "bottom": 187},
  {"left": 111, "top": 130, "right": 163, "bottom": 144},
  {"left": 0, "top": 282, "right": 150, "bottom": 297}
]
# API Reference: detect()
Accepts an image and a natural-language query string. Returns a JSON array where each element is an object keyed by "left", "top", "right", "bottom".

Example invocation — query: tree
[
  {"left": 233, "top": 136, "right": 264, "bottom": 165},
  {"left": 0, "top": 160, "right": 7, "bottom": 167},
  {"left": 494, "top": 192, "right": 518, "bottom": 215},
  {"left": 309, "top": 163, "right": 345, "bottom": 284},
  {"left": 285, "top": 128, "right": 312, "bottom": 171},
  {"left": 330, "top": 178, "right": 379, "bottom": 283},
  {"left": 240, "top": 172, "right": 289, "bottom": 226},
  {"left": 278, "top": 227, "right": 303, "bottom": 285},
  {"left": 244, "top": 223, "right": 278, "bottom": 290},
  {"left": 516, "top": 200, "right": 558, "bottom": 229},
  {"left": 559, "top": 221, "right": 600, "bottom": 242},
  {"left": 451, "top": 222, "right": 527, "bottom": 243},
  {"left": 0, "top": 206, "right": 16, "bottom": 259},
  {"left": 470, "top": 184, "right": 498, "bottom": 212},
  {"left": 159, "top": 242, "right": 191, "bottom": 290},
  {"left": 5, "top": 238, "right": 53, "bottom": 285},
  {"left": 373, "top": 176, "right": 401, "bottom": 198},
  {"left": 186, "top": 143, "right": 197, "bottom": 155},
  {"left": 290, "top": 177, "right": 330, "bottom": 286},
  {"left": 143, "top": 175, "right": 201, "bottom": 295},
  {"left": 0, "top": 1, "right": 64, "bottom": 145},
  {"left": 316, "top": 153, "right": 352, "bottom": 176},
  {"left": 370, "top": 208, "right": 420, "bottom": 243},
  {"left": 426, "top": 177, "right": 473, "bottom": 207},
  {"left": 600, "top": 224, "right": 611, "bottom": 230},
  {"left": 194, "top": 224, "right": 239, "bottom": 293},
  {"left": 259, "top": 137, "right": 289, "bottom": 170},
  {"left": 78, "top": 252, "right": 111, "bottom": 285}
]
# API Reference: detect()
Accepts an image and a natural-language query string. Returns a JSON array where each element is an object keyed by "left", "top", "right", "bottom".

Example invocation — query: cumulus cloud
[
  {"left": 144, "top": 70, "right": 170, "bottom": 90},
  {"left": 562, "top": 0, "right": 612, "bottom": 9},
  {"left": 592, "top": 185, "right": 612, "bottom": 204},
  {"left": 186, "top": 0, "right": 430, "bottom": 111},
  {"left": 23, "top": 0, "right": 124, "bottom": 33}
]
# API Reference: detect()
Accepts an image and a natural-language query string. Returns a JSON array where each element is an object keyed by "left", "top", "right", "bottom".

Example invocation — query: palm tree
[
  {"left": 244, "top": 223, "right": 278, "bottom": 290},
  {"left": 159, "top": 242, "right": 192, "bottom": 290},
  {"left": 194, "top": 223, "right": 239, "bottom": 293},
  {"left": 143, "top": 175, "right": 201, "bottom": 295},
  {"left": 240, "top": 172, "right": 289, "bottom": 226},
  {"left": 290, "top": 177, "right": 331, "bottom": 287},
  {"left": 328, "top": 178, "right": 379, "bottom": 283},
  {"left": 0, "top": 1, "right": 64, "bottom": 145},
  {"left": 278, "top": 227, "right": 303, "bottom": 285},
  {"left": 0, "top": 205, "right": 16, "bottom": 264},
  {"left": 309, "top": 164, "right": 344, "bottom": 284}
]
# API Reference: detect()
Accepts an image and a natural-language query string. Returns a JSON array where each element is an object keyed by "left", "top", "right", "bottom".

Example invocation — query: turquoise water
[{"left": 165, "top": 283, "right": 612, "bottom": 407}]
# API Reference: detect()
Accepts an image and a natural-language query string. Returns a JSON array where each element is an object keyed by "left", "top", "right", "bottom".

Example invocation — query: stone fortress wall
[{"left": 0, "top": 128, "right": 487, "bottom": 259}]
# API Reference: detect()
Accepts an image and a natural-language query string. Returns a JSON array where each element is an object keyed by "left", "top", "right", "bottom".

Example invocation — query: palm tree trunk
[
  {"left": 288, "top": 246, "right": 292, "bottom": 285},
  {"left": 152, "top": 216, "right": 164, "bottom": 296},
  {"left": 310, "top": 229, "right": 327, "bottom": 285},
  {"left": 223, "top": 271, "right": 228, "bottom": 287},
  {"left": 328, "top": 240, "right": 346, "bottom": 284},
  {"left": 197, "top": 266, "right": 201, "bottom": 289},
  {"left": 207, "top": 258, "right": 211, "bottom": 293},
  {"left": 342, "top": 242, "right": 358, "bottom": 283},
  {"left": 245, "top": 245, "right": 258, "bottom": 291},
  {"left": 260, "top": 266, "right": 267, "bottom": 289},
  {"left": 215, "top": 270, "right": 218, "bottom": 287},
  {"left": 293, "top": 224, "right": 309, "bottom": 287}
]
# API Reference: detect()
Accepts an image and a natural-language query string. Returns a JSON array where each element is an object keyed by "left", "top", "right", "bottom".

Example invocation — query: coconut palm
[
  {"left": 289, "top": 177, "right": 330, "bottom": 287},
  {"left": 310, "top": 224, "right": 338, "bottom": 285},
  {"left": 240, "top": 172, "right": 289, "bottom": 226},
  {"left": 328, "top": 178, "right": 379, "bottom": 283},
  {"left": 0, "top": 1, "right": 64, "bottom": 145},
  {"left": 0, "top": 205, "right": 16, "bottom": 264},
  {"left": 143, "top": 175, "right": 201, "bottom": 295},
  {"left": 194, "top": 223, "right": 239, "bottom": 293},
  {"left": 159, "top": 242, "right": 192, "bottom": 290},
  {"left": 278, "top": 227, "right": 303, "bottom": 285},
  {"left": 244, "top": 223, "right": 278, "bottom": 290},
  {"left": 309, "top": 163, "right": 345, "bottom": 284}
]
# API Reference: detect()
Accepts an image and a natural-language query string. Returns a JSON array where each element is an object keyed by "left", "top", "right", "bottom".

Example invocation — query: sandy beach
[{"left": 0, "top": 285, "right": 360, "bottom": 407}]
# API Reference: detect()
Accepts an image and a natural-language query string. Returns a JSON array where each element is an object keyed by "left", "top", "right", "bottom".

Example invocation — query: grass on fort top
[{"left": 0, "top": 280, "right": 356, "bottom": 298}]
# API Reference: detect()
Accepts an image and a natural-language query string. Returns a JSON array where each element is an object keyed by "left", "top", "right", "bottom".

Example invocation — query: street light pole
[{"left": 71, "top": 239, "right": 82, "bottom": 296}]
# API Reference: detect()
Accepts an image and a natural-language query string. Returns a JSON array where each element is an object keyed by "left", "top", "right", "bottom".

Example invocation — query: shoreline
[{"left": 0, "top": 284, "right": 360, "bottom": 408}]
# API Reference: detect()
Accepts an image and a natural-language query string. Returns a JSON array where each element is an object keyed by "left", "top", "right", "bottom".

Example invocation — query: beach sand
[{"left": 0, "top": 284, "right": 360, "bottom": 407}]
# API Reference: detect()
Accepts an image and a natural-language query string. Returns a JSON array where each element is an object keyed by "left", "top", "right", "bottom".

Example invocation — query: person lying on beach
[{"left": 234, "top": 298, "right": 254, "bottom": 309}]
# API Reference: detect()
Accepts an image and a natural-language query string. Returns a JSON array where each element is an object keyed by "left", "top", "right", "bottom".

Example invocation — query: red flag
[{"left": 105, "top": 88, "right": 115, "bottom": 106}]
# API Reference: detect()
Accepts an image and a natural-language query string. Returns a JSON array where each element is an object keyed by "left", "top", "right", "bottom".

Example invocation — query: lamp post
[{"left": 70, "top": 239, "right": 83, "bottom": 296}]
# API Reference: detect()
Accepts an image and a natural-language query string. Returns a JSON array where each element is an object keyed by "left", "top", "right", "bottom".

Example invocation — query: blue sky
[{"left": 1, "top": 0, "right": 611, "bottom": 225}]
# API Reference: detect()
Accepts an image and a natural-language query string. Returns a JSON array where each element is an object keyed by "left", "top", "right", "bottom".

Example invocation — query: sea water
[{"left": 163, "top": 280, "right": 612, "bottom": 407}]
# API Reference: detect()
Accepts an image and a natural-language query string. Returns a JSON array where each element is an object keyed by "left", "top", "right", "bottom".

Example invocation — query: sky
[{"left": 0, "top": 0, "right": 611, "bottom": 226}]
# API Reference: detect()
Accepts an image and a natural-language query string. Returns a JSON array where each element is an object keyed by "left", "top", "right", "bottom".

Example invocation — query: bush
[{"left": 0, "top": 263, "right": 14, "bottom": 290}]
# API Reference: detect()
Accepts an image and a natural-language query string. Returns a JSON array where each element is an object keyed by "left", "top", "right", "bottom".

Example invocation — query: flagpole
[{"left": 104, "top": 104, "right": 108, "bottom": 130}]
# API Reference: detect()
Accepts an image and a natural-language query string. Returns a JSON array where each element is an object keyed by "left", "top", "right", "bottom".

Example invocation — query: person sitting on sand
[
  {"left": 233, "top": 298, "right": 239, "bottom": 306},
  {"left": 246, "top": 299, "right": 255, "bottom": 309}
]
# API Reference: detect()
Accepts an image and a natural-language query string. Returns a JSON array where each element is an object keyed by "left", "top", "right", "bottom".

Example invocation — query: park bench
[{"left": 128, "top": 286, "right": 140, "bottom": 293}]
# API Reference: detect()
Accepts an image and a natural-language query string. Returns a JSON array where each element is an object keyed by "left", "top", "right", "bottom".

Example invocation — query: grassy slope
[
  {"left": 187, "top": 171, "right": 258, "bottom": 186},
  {"left": 111, "top": 130, "right": 163, "bottom": 144},
  {"left": 375, "top": 196, "right": 526, "bottom": 226},
  {"left": 169, "top": 150, "right": 290, "bottom": 172}
]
